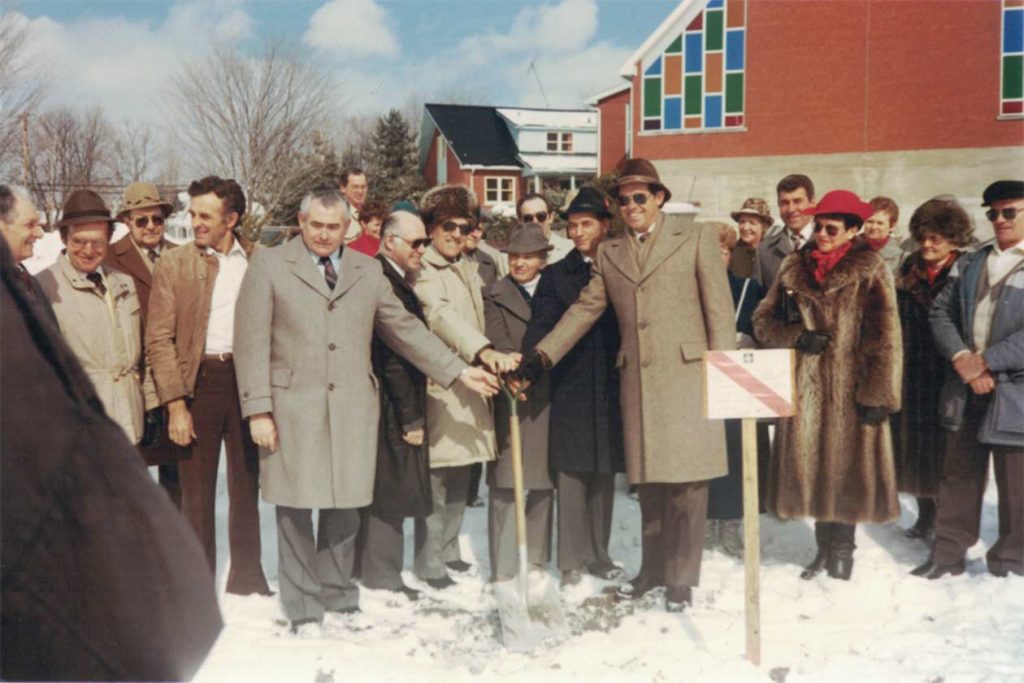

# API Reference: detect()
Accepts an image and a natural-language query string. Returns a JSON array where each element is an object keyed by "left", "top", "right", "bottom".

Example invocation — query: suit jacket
[
  {"left": 104, "top": 235, "right": 175, "bottom": 324},
  {"left": 523, "top": 249, "right": 624, "bottom": 474},
  {"left": 535, "top": 213, "right": 736, "bottom": 484},
  {"left": 370, "top": 256, "right": 432, "bottom": 518},
  {"left": 0, "top": 239, "right": 221, "bottom": 682},
  {"left": 753, "top": 227, "right": 800, "bottom": 290},
  {"left": 233, "top": 238, "right": 466, "bottom": 509},
  {"left": 483, "top": 275, "right": 553, "bottom": 490},
  {"left": 464, "top": 247, "right": 498, "bottom": 287}
]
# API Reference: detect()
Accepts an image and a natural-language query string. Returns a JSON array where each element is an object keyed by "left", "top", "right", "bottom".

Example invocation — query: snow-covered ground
[{"left": 194, "top": 466, "right": 1023, "bottom": 683}]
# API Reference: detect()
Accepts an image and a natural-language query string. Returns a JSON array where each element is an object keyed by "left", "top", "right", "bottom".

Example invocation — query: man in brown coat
[
  {"left": 516, "top": 159, "right": 736, "bottom": 612},
  {"left": 105, "top": 181, "right": 182, "bottom": 504},
  {"left": 146, "top": 176, "right": 270, "bottom": 596}
]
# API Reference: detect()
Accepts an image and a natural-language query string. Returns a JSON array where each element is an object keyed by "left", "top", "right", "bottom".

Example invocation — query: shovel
[{"left": 492, "top": 378, "right": 567, "bottom": 652}]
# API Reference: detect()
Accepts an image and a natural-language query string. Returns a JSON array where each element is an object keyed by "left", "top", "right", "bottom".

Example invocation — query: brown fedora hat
[
  {"left": 614, "top": 158, "right": 672, "bottom": 202},
  {"left": 55, "top": 190, "right": 114, "bottom": 229},
  {"left": 117, "top": 182, "right": 173, "bottom": 221}
]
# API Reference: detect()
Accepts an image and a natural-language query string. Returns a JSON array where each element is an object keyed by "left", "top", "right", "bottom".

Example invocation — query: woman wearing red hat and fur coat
[{"left": 753, "top": 190, "right": 902, "bottom": 581}]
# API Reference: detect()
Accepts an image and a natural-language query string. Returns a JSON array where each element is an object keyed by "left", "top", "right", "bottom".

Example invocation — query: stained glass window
[
  {"left": 642, "top": 0, "right": 746, "bottom": 132},
  {"left": 1002, "top": 0, "right": 1024, "bottom": 116}
]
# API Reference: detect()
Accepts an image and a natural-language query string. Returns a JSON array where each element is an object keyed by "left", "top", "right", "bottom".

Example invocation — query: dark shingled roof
[{"left": 424, "top": 104, "right": 521, "bottom": 168}]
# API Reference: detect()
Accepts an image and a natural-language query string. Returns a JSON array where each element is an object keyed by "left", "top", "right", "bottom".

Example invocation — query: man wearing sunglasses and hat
[
  {"left": 106, "top": 181, "right": 183, "bottom": 505},
  {"left": 917, "top": 179, "right": 1024, "bottom": 580},
  {"left": 516, "top": 159, "right": 736, "bottom": 613}
]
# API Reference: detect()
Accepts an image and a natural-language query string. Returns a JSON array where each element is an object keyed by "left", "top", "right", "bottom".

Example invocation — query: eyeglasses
[
  {"left": 393, "top": 235, "right": 430, "bottom": 250},
  {"left": 68, "top": 236, "right": 108, "bottom": 250},
  {"left": 617, "top": 193, "right": 651, "bottom": 207},
  {"left": 986, "top": 207, "right": 1021, "bottom": 222},
  {"left": 440, "top": 220, "right": 474, "bottom": 235},
  {"left": 812, "top": 222, "right": 843, "bottom": 237},
  {"left": 133, "top": 215, "right": 165, "bottom": 229},
  {"left": 520, "top": 211, "right": 548, "bottom": 223}
]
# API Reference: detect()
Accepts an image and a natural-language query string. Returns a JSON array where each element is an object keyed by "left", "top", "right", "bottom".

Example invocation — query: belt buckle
[{"left": 217, "top": 352, "right": 230, "bottom": 362}]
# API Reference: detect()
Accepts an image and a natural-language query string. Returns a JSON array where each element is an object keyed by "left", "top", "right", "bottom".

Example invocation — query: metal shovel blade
[{"left": 493, "top": 570, "right": 567, "bottom": 652}]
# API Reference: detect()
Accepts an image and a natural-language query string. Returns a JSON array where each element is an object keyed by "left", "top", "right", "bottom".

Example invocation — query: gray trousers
[
  {"left": 557, "top": 471, "right": 615, "bottom": 572},
  {"left": 414, "top": 465, "right": 470, "bottom": 580},
  {"left": 357, "top": 510, "right": 407, "bottom": 590},
  {"left": 276, "top": 506, "right": 360, "bottom": 622},
  {"left": 488, "top": 487, "right": 554, "bottom": 580},
  {"left": 637, "top": 481, "right": 709, "bottom": 589}
]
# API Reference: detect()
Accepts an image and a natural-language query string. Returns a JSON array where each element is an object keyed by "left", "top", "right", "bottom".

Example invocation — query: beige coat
[
  {"left": 413, "top": 246, "right": 496, "bottom": 468},
  {"left": 38, "top": 256, "right": 146, "bottom": 444},
  {"left": 536, "top": 213, "right": 736, "bottom": 484},
  {"left": 233, "top": 239, "right": 466, "bottom": 509}
]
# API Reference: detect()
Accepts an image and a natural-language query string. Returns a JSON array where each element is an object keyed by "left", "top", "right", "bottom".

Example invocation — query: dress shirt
[
  {"left": 383, "top": 255, "right": 405, "bottom": 279},
  {"left": 308, "top": 246, "right": 341, "bottom": 278},
  {"left": 519, "top": 275, "right": 540, "bottom": 298},
  {"left": 973, "top": 240, "right": 1024, "bottom": 352},
  {"left": 204, "top": 239, "right": 248, "bottom": 355}
]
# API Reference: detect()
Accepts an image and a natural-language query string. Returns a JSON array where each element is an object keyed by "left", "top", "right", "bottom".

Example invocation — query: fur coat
[{"left": 752, "top": 240, "right": 902, "bottom": 524}]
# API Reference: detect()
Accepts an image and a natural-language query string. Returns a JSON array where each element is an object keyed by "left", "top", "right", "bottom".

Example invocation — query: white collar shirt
[{"left": 204, "top": 239, "right": 248, "bottom": 355}]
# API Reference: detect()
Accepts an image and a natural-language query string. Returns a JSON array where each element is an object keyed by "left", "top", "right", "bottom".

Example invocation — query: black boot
[
  {"left": 827, "top": 523, "right": 856, "bottom": 580},
  {"left": 905, "top": 497, "right": 936, "bottom": 539},
  {"left": 800, "top": 522, "right": 833, "bottom": 580}
]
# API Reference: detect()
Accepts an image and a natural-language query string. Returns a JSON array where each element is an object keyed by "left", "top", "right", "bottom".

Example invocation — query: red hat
[{"left": 804, "top": 190, "right": 874, "bottom": 221}]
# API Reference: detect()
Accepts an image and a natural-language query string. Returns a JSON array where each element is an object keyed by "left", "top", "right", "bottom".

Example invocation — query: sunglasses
[
  {"left": 616, "top": 193, "right": 651, "bottom": 207},
  {"left": 393, "top": 235, "right": 431, "bottom": 250},
  {"left": 133, "top": 215, "right": 165, "bottom": 229},
  {"left": 521, "top": 211, "right": 548, "bottom": 223},
  {"left": 440, "top": 220, "right": 475, "bottom": 235},
  {"left": 812, "top": 222, "right": 844, "bottom": 237},
  {"left": 986, "top": 207, "right": 1020, "bottom": 222}
]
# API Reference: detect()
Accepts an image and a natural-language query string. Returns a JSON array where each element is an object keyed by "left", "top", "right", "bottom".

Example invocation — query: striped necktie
[{"left": 319, "top": 256, "right": 337, "bottom": 290}]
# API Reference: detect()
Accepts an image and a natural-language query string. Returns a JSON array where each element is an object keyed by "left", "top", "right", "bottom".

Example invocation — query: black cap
[
  {"left": 981, "top": 180, "right": 1024, "bottom": 206},
  {"left": 560, "top": 185, "right": 614, "bottom": 220}
]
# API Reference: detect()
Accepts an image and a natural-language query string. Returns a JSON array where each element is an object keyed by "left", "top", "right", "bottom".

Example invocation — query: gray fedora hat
[{"left": 502, "top": 223, "right": 554, "bottom": 254}]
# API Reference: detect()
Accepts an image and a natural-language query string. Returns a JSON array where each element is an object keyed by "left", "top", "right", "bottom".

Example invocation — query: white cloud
[
  {"left": 304, "top": 0, "right": 398, "bottom": 59},
  {"left": 507, "top": 0, "right": 598, "bottom": 54}
]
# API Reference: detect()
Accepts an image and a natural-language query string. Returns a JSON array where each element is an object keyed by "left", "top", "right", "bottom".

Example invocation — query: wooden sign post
[{"left": 704, "top": 349, "right": 796, "bottom": 667}]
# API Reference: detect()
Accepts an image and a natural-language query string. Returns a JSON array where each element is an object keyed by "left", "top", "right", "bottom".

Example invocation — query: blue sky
[{"left": 13, "top": 0, "right": 679, "bottom": 122}]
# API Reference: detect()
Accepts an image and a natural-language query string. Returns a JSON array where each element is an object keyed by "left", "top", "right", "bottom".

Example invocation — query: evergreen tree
[
  {"left": 366, "top": 109, "right": 426, "bottom": 207},
  {"left": 266, "top": 130, "right": 343, "bottom": 231}
]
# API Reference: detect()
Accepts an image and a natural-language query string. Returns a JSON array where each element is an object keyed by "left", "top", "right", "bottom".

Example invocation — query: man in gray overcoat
[{"left": 233, "top": 189, "right": 499, "bottom": 632}]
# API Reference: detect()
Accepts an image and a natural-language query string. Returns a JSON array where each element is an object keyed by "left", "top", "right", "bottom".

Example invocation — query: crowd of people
[{"left": 1, "top": 159, "right": 1020, "bottom": 662}]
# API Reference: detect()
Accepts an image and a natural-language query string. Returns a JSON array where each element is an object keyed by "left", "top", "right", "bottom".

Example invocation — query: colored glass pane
[
  {"left": 685, "top": 75, "right": 703, "bottom": 114},
  {"left": 726, "top": 30, "right": 745, "bottom": 70},
  {"left": 725, "top": 115, "right": 744, "bottom": 127},
  {"left": 726, "top": 73, "right": 744, "bottom": 113},
  {"left": 1005, "top": 9, "right": 1024, "bottom": 53},
  {"left": 644, "top": 77, "right": 662, "bottom": 116},
  {"left": 685, "top": 33, "right": 703, "bottom": 74},
  {"left": 687, "top": 13, "right": 703, "bottom": 31},
  {"left": 665, "top": 97, "right": 683, "bottom": 129},
  {"left": 1003, "top": 100, "right": 1024, "bottom": 114},
  {"left": 685, "top": 116, "right": 702, "bottom": 129},
  {"left": 705, "top": 95, "right": 723, "bottom": 128},
  {"left": 706, "top": 10, "right": 724, "bottom": 51},
  {"left": 706, "top": 52, "right": 724, "bottom": 94},
  {"left": 1004, "top": 55, "right": 1023, "bottom": 99},
  {"left": 727, "top": 0, "right": 746, "bottom": 28},
  {"left": 665, "top": 55, "right": 683, "bottom": 95},
  {"left": 645, "top": 56, "right": 662, "bottom": 76},
  {"left": 708, "top": 0, "right": 724, "bottom": 8},
  {"left": 643, "top": 119, "right": 662, "bottom": 131},
  {"left": 667, "top": 35, "right": 683, "bottom": 54}
]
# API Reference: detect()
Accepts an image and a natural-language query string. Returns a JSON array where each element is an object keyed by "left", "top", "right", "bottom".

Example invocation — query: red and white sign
[{"left": 704, "top": 350, "right": 795, "bottom": 419}]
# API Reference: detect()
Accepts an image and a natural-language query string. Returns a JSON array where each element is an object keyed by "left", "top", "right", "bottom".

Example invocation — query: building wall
[
  {"left": 597, "top": 89, "right": 631, "bottom": 174},
  {"left": 517, "top": 129, "right": 598, "bottom": 154},
  {"left": 630, "top": 0, "right": 1023, "bottom": 161},
  {"left": 653, "top": 145, "right": 1019, "bottom": 242}
]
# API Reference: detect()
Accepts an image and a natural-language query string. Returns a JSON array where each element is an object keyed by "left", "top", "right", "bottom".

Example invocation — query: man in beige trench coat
[
  {"left": 517, "top": 159, "right": 736, "bottom": 612},
  {"left": 233, "top": 189, "right": 499, "bottom": 632}
]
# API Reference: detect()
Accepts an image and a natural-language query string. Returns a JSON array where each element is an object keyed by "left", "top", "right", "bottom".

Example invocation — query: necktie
[
  {"left": 86, "top": 271, "right": 107, "bottom": 296},
  {"left": 638, "top": 232, "right": 649, "bottom": 244},
  {"left": 320, "top": 256, "right": 337, "bottom": 290},
  {"left": 516, "top": 283, "right": 532, "bottom": 304},
  {"left": 147, "top": 249, "right": 159, "bottom": 263}
]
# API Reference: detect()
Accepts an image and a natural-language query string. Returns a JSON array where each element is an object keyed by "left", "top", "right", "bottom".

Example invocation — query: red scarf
[
  {"left": 863, "top": 236, "right": 889, "bottom": 252},
  {"left": 925, "top": 251, "right": 958, "bottom": 287},
  {"left": 809, "top": 242, "right": 854, "bottom": 284}
]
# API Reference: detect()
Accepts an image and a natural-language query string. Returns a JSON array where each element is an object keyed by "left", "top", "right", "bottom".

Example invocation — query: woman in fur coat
[
  {"left": 753, "top": 190, "right": 902, "bottom": 581},
  {"left": 891, "top": 197, "right": 973, "bottom": 538}
]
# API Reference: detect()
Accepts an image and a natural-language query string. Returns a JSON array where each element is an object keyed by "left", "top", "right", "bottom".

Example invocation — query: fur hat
[
  {"left": 730, "top": 197, "right": 774, "bottom": 226},
  {"left": 420, "top": 184, "right": 478, "bottom": 227}
]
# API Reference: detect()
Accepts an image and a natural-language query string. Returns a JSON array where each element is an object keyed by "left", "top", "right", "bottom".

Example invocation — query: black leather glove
[
  {"left": 140, "top": 408, "right": 164, "bottom": 447},
  {"left": 794, "top": 330, "right": 831, "bottom": 355},
  {"left": 857, "top": 405, "right": 888, "bottom": 426},
  {"left": 511, "top": 350, "right": 550, "bottom": 384}
]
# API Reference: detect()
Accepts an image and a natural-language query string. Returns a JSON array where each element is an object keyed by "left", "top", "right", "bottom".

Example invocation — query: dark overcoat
[
  {"left": 891, "top": 251, "right": 959, "bottom": 497},
  {"left": 752, "top": 241, "right": 902, "bottom": 524},
  {"left": 522, "top": 249, "right": 624, "bottom": 474},
  {"left": 484, "top": 275, "right": 554, "bottom": 490},
  {"left": 370, "top": 256, "right": 432, "bottom": 518}
]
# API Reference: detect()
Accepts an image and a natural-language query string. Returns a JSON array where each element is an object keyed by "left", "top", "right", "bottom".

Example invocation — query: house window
[
  {"left": 546, "top": 132, "right": 573, "bottom": 152},
  {"left": 641, "top": 0, "right": 746, "bottom": 132},
  {"left": 1001, "top": 0, "right": 1024, "bottom": 116},
  {"left": 485, "top": 177, "right": 515, "bottom": 203}
]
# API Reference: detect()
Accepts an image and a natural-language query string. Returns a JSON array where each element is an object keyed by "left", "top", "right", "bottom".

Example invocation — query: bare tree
[
  {"left": 0, "top": 9, "right": 49, "bottom": 181},
  {"left": 26, "top": 106, "right": 115, "bottom": 214},
  {"left": 109, "top": 119, "right": 155, "bottom": 186},
  {"left": 170, "top": 41, "right": 339, "bottom": 237}
]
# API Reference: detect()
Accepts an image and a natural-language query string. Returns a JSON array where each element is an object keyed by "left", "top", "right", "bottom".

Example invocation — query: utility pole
[
  {"left": 20, "top": 112, "right": 31, "bottom": 186},
  {"left": 527, "top": 60, "right": 550, "bottom": 109}
]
